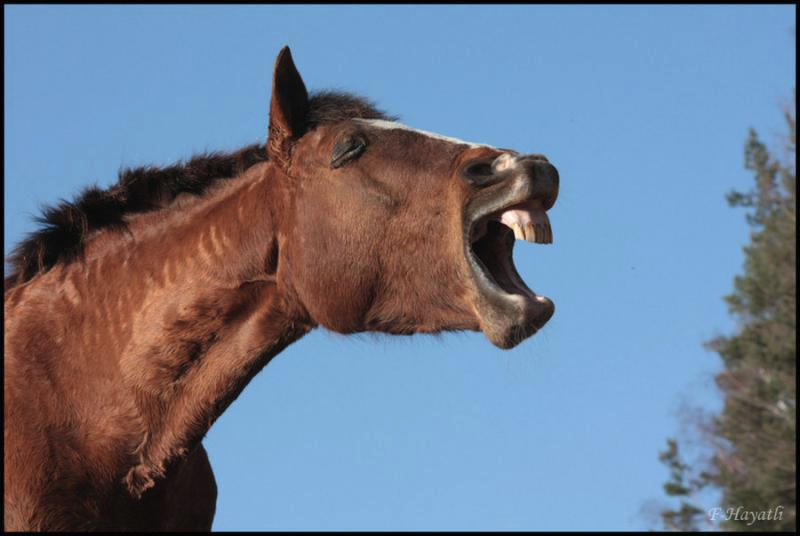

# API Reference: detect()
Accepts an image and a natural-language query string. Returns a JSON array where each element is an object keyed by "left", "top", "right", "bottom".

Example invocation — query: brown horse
[{"left": 3, "top": 47, "right": 559, "bottom": 531}]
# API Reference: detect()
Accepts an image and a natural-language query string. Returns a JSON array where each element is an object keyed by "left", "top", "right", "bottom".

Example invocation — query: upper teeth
[{"left": 495, "top": 200, "right": 553, "bottom": 244}]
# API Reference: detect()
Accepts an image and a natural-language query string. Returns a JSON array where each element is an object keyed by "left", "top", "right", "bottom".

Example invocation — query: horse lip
[
  {"left": 465, "top": 238, "right": 555, "bottom": 349},
  {"left": 464, "top": 168, "right": 559, "bottom": 232},
  {"left": 463, "top": 174, "right": 558, "bottom": 247}
]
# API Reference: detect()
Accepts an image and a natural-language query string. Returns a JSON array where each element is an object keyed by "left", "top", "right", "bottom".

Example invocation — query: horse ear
[{"left": 267, "top": 46, "right": 310, "bottom": 167}]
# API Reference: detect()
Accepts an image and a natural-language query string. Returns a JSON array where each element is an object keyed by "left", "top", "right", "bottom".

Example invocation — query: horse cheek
[{"left": 289, "top": 218, "right": 377, "bottom": 333}]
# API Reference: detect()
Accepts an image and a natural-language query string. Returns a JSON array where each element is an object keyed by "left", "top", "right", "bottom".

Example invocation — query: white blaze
[{"left": 353, "top": 119, "right": 489, "bottom": 148}]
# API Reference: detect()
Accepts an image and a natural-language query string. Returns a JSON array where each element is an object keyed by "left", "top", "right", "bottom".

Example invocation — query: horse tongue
[{"left": 497, "top": 200, "right": 553, "bottom": 244}]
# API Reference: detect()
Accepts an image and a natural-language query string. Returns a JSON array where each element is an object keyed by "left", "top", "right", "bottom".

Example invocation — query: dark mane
[
  {"left": 5, "top": 91, "right": 394, "bottom": 289},
  {"left": 306, "top": 90, "right": 396, "bottom": 126}
]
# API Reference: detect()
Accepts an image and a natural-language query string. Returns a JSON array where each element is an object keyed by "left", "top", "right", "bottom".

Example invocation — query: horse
[{"left": 3, "top": 46, "right": 559, "bottom": 531}]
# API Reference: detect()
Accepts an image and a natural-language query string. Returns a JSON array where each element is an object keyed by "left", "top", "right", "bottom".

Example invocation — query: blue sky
[{"left": 4, "top": 5, "right": 795, "bottom": 531}]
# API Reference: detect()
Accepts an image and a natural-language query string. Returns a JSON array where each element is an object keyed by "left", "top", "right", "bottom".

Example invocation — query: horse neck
[
  {"left": 59, "top": 159, "right": 314, "bottom": 368},
  {"left": 102, "top": 162, "right": 278, "bottom": 289},
  {"left": 69, "top": 161, "right": 282, "bottom": 325},
  {"left": 4, "top": 160, "right": 314, "bottom": 507},
  {"left": 105, "top": 161, "right": 315, "bottom": 494}
]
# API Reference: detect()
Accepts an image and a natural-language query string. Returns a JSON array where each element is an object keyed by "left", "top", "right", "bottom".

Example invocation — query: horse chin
[{"left": 465, "top": 221, "right": 555, "bottom": 349}]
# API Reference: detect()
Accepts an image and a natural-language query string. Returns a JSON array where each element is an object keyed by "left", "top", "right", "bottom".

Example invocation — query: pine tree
[
  {"left": 659, "top": 438, "right": 713, "bottom": 531},
  {"left": 660, "top": 95, "right": 796, "bottom": 532}
]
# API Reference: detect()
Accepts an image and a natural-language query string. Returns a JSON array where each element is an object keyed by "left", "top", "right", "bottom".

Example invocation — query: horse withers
[{"left": 3, "top": 47, "right": 559, "bottom": 531}]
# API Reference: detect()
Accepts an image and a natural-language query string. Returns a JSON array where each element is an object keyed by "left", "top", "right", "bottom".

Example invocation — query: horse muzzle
[{"left": 462, "top": 152, "right": 559, "bottom": 349}]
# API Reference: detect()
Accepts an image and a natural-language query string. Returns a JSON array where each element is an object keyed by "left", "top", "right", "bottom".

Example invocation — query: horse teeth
[
  {"left": 524, "top": 222, "right": 536, "bottom": 243},
  {"left": 533, "top": 214, "right": 553, "bottom": 244},
  {"left": 497, "top": 205, "right": 554, "bottom": 244},
  {"left": 535, "top": 223, "right": 551, "bottom": 244}
]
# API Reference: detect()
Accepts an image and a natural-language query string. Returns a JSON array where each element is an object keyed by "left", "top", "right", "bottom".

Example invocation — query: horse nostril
[
  {"left": 466, "top": 162, "right": 493, "bottom": 176},
  {"left": 461, "top": 159, "right": 501, "bottom": 187}
]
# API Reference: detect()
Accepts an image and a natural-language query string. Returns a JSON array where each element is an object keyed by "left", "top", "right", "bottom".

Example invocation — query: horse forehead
[{"left": 352, "top": 119, "right": 491, "bottom": 149}]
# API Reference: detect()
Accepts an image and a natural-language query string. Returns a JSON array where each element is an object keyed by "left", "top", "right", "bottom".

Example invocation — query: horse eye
[{"left": 330, "top": 136, "right": 367, "bottom": 169}]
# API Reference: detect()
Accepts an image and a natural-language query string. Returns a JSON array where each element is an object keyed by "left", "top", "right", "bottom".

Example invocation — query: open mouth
[
  {"left": 465, "top": 198, "right": 555, "bottom": 348},
  {"left": 468, "top": 200, "right": 553, "bottom": 299}
]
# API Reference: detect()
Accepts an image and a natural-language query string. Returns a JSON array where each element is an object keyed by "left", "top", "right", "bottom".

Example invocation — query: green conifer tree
[{"left": 660, "top": 95, "right": 796, "bottom": 532}]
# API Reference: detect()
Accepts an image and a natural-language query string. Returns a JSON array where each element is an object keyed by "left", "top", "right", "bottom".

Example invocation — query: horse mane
[{"left": 4, "top": 91, "right": 395, "bottom": 290}]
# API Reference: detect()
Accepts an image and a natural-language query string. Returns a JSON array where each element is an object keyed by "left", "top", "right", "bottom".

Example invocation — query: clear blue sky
[{"left": 4, "top": 5, "right": 795, "bottom": 531}]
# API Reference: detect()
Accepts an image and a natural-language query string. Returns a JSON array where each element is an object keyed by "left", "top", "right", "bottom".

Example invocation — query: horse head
[{"left": 268, "top": 47, "right": 559, "bottom": 349}]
